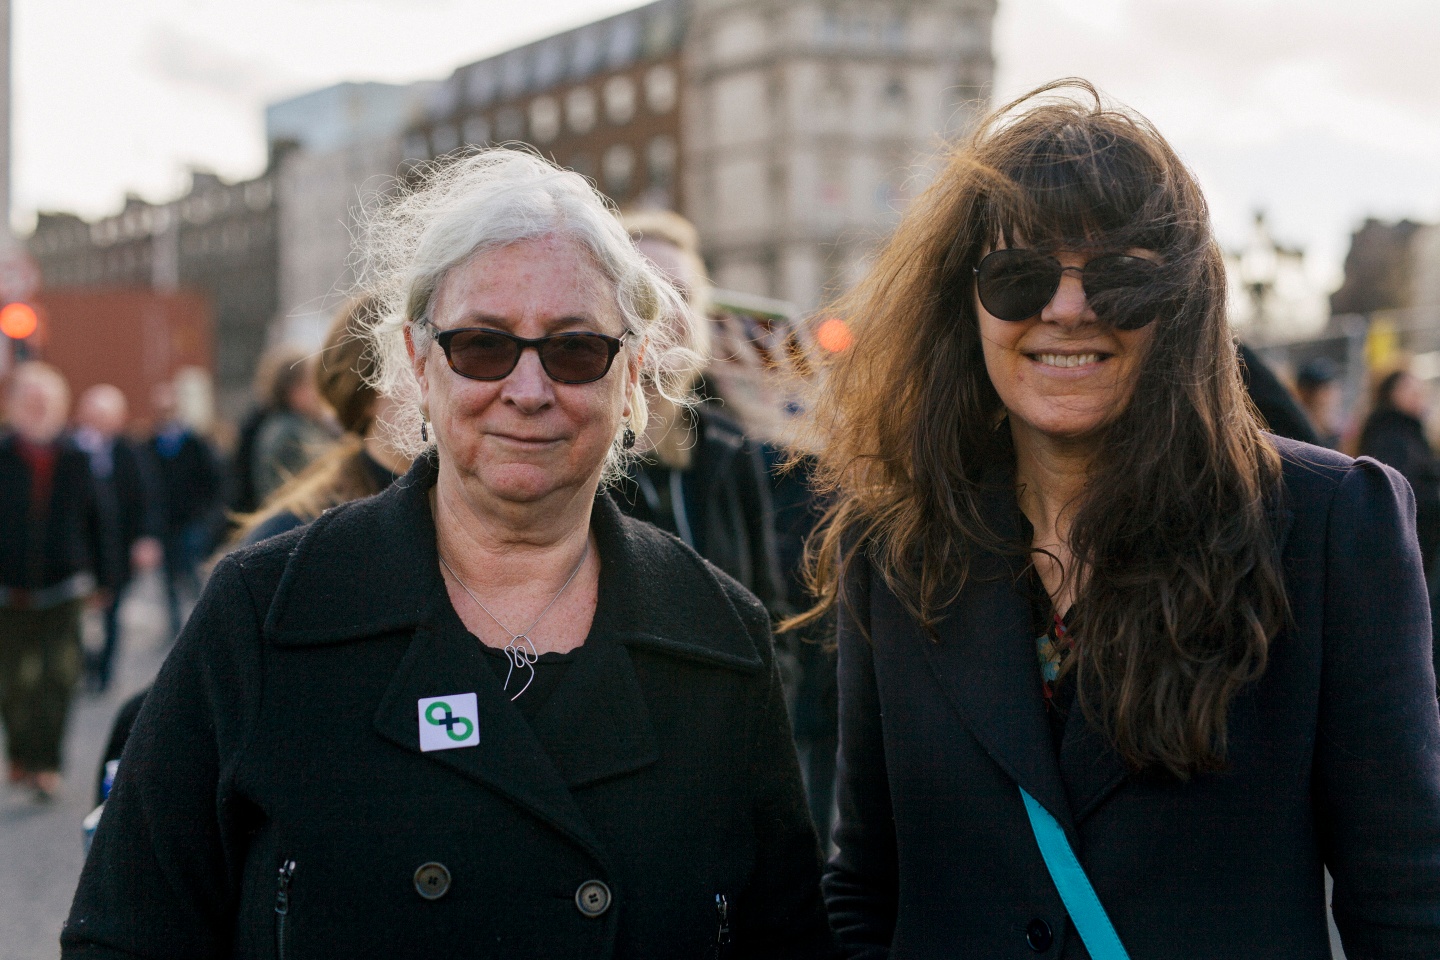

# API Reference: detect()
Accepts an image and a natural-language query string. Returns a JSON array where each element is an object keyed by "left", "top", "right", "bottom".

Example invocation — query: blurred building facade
[
  {"left": 395, "top": 0, "right": 995, "bottom": 312},
  {"left": 266, "top": 80, "right": 436, "bottom": 344},
  {"left": 26, "top": 164, "right": 279, "bottom": 420}
]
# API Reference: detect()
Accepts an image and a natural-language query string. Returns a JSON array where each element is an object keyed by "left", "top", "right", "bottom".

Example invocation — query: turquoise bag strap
[{"left": 1019, "top": 786, "right": 1132, "bottom": 960}]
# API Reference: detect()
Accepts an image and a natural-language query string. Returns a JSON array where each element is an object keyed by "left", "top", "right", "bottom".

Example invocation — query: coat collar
[
  {"left": 263, "top": 454, "right": 763, "bottom": 673},
  {"left": 261, "top": 454, "right": 761, "bottom": 858}
]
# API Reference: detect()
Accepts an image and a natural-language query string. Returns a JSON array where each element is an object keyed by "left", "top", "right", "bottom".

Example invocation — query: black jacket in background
[
  {"left": 615, "top": 405, "right": 785, "bottom": 616},
  {"left": 89, "top": 437, "right": 162, "bottom": 591},
  {"left": 145, "top": 427, "right": 222, "bottom": 534},
  {"left": 0, "top": 432, "right": 101, "bottom": 593},
  {"left": 1359, "top": 407, "right": 1440, "bottom": 570},
  {"left": 64, "top": 457, "right": 831, "bottom": 959},
  {"left": 825, "top": 437, "right": 1440, "bottom": 959},
  {"left": 1238, "top": 342, "right": 1319, "bottom": 445}
]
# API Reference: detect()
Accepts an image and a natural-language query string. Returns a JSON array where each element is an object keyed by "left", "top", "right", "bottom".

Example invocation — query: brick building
[{"left": 26, "top": 163, "right": 279, "bottom": 420}]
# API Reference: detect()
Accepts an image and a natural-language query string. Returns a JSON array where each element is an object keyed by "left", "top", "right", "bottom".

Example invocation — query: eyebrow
[{"left": 446, "top": 312, "right": 603, "bottom": 333}]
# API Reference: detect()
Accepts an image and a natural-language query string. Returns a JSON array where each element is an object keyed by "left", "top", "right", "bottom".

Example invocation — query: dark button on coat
[
  {"left": 825, "top": 437, "right": 1440, "bottom": 958},
  {"left": 63, "top": 457, "right": 832, "bottom": 959}
]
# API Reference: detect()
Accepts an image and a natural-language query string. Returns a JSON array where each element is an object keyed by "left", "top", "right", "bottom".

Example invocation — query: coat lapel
[
  {"left": 371, "top": 601, "right": 609, "bottom": 866},
  {"left": 527, "top": 637, "right": 659, "bottom": 789},
  {"left": 918, "top": 547, "right": 1076, "bottom": 831}
]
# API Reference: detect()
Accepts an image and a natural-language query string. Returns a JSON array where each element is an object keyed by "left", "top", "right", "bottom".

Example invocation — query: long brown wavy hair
[{"left": 798, "top": 80, "right": 1288, "bottom": 778}]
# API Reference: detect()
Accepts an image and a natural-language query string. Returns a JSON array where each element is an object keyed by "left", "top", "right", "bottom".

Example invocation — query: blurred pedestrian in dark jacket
[
  {"left": 250, "top": 350, "right": 335, "bottom": 504},
  {"left": 1359, "top": 369, "right": 1440, "bottom": 571},
  {"left": 0, "top": 362, "right": 100, "bottom": 802},
  {"left": 617, "top": 210, "right": 785, "bottom": 618},
  {"left": 73, "top": 385, "right": 162, "bottom": 691},
  {"left": 1238, "top": 341, "right": 1319, "bottom": 445},
  {"left": 1294, "top": 357, "right": 1344, "bottom": 449},
  {"left": 233, "top": 296, "right": 410, "bottom": 547},
  {"left": 144, "top": 381, "right": 222, "bottom": 638},
  {"left": 227, "top": 344, "right": 309, "bottom": 516}
]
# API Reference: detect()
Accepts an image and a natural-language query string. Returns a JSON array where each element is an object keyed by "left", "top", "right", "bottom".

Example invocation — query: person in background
[
  {"left": 1294, "top": 357, "right": 1344, "bottom": 449},
  {"left": 1358, "top": 368, "right": 1440, "bottom": 574},
  {"left": 250, "top": 350, "right": 336, "bottom": 504},
  {"left": 618, "top": 209, "right": 786, "bottom": 620},
  {"left": 1237, "top": 341, "right": 1319, "bottom": 445},
  {"left": 0, "top": 363, "right": 100, "bottom": 802},
  {"left": 145, "top": 381, "right": 222, "bottom": 638},
  {"left": 234, "top": 296, "right": 411, "bottom": 546},
  {"left": 73, "top": 385, "right": 162, "bottom": 692},
  {"left": 226, "top": 344, "right": 311, "bottom": 517}
]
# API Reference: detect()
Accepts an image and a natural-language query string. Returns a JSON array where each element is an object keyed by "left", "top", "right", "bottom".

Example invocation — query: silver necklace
[{"left": 439, "top": 541, "right": 590, "bottom": 701}]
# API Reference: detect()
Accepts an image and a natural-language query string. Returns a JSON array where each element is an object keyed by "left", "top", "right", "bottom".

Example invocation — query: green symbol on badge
[{"left": 425, "top": 701, "right": 474, "bottom": 742}]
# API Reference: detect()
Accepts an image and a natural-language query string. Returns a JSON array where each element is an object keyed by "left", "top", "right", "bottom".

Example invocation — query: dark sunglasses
[
  {"left": 427, "top": 324, "right": 629, "bottom": 384},
  {"left": 973, "top": 249, "right": 1165, "bottom": 330}
]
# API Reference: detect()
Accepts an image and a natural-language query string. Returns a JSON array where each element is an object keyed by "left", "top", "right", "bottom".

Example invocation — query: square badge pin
[{"left": 418, "top": 693, "right": 480, "bottom": 751}]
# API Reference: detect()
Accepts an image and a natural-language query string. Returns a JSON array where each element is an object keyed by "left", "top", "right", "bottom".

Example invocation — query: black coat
[
  {"left": 1359, "top": 407, "right": 1440, "bottom": 570},
  {"left": 87, "top": 437, "right": 161, "bottom": 590},
  {"left": 615, "top": 407, "right": 786, "bottom": 617},
  {"left": 145, "top": 426, "right": 222, "bottom": 533},
  {"left": 0, "top": 432, "right": 100, "bottom": 594},
  {"left": 825, "top": 437, "right": 1440, "bottom": 959},
  {"left": 64, "top": 457, "right": 831, "bottom": 959}
]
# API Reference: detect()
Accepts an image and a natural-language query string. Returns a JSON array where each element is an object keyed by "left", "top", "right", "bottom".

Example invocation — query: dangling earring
[
  {"left": 622, "top": 426, "right": 636, "bottom": 450},
  {"left": 421, "top": 419, "right": 428, "bottom": 443}
]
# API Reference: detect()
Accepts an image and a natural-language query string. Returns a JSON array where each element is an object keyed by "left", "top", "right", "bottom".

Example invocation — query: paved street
[{"left": 0, "top": 573, "right": 174, "bottom": 960}]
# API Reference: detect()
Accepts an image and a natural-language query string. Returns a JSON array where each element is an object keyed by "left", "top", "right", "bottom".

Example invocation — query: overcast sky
[{"left": 12, "top": 0, "right": 1439, "bottom": 289}]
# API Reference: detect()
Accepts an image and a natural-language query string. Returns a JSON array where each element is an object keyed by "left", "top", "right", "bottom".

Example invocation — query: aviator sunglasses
[
  {"left": 426, "top": 323, "right": 630, "bottom": 384},
  {"left": 973, "top": 248, "right": 1165, "bottom": 330}
]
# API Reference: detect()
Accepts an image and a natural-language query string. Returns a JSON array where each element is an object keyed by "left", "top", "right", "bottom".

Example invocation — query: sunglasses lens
[
  {"left": 976, "top": 250, "right": 1061, "bottom": 321},
  {"left": 1082, "top": 255, "right": 1164, "bottom": 330},
  {"left": 539, "top": 334, "right": 615, "bottom": 383},
  {"left": 446, "top": 330, "right": 521, "bottom": 379}
]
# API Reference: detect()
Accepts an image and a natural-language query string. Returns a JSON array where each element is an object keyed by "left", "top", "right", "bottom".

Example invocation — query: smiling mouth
[{"left": 1029, "top": 352, "right": 1109, "bottom": 368}]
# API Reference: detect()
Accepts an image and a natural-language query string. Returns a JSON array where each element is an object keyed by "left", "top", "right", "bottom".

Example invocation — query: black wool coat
[
  {"left": 64, "top": 458, "right": 832, "bottom": 960},
  {"left": 0, "top": 432, "right": 100, "bottom": 593},
  {"left": 825, "top": 437, "right": 1440, "bottom": 959},
  {"left": 615, "top": 407, "right": 786, "bottom": 617}
]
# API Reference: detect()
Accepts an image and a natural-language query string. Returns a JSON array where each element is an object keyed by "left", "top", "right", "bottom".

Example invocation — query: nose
[
  {"left": 498, "top": 346, "right": 555, "bottom": 413},
  {"left": 1039, "top": 265, "right": 1096, "bottom": 328}
]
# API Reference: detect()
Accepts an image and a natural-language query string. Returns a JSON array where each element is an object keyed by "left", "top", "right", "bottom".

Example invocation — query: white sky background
[{"left": 12, "top": 0, "right": 1440, "bottom": 290}]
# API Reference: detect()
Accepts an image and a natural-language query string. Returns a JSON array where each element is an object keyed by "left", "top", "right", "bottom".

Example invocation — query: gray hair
[{"left": 357, "top": 148, "right": 700, "bottom": 481}]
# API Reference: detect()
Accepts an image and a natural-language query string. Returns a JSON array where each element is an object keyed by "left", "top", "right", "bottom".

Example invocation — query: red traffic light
[{"left": 0, "top": 302, "right": 39, "bottom": 340}]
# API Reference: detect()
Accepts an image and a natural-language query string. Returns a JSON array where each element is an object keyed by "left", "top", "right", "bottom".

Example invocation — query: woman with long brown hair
[{"left": 803, "top": 81, "right": 1440, "bottom": 958}]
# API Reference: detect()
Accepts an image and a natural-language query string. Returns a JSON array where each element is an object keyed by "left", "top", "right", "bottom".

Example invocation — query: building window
[
  {"left": 645, "top": 65, "right": 678, "bottom": 114},
  {"left": 566, "top": 86, "right": 597, "bottom": 134},
  {"left": 603, "top": 144, "right": 635, "bottom": 196},
  {"left": 571, "top": 24, "right": 603, "bottom": 77},
  {"left": 500, "top": 50, "right": 529, "bottom": 99},
  {"left": 644, "top": 6, "right": 681, "bottom": 56},
  {"left": 604, "top": 75, "right": 636, "bottom": 125},
  {"left": 463, "top": 115, "right": 491, "bottom": 146},
  {"left": 244, "top": 181, "right": 272, "bottom": 211},
  {"left": 534, "top": 38, "right": 565, "bottom": 88},
  {"left": 495, "top": 107, "right": 525, "bottom": 142},
  {"left": 606, "top": 15, "right": 641, "bottom": 68},
  {"left": 529, "top": 96, "right": 561, "bottom": 143}
]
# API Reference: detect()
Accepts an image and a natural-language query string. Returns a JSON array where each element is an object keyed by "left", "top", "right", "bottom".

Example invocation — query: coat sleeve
[
  {"left": 62, "top": 556, "right": 261, "bottom": 959},
  {"left": 822, "top": 555, "right": 899, "bottom": 959},
  {"left": 734, "top": 602, "right": 836, "bottom": 960},
  {"left": 1315, "top": 457, "right": 1440, "bottom": 958}
]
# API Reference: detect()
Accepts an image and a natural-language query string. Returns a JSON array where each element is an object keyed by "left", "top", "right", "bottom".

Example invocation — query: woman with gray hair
[{"left": 65, "top": 150, "right": 832, "bottom": 959}]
